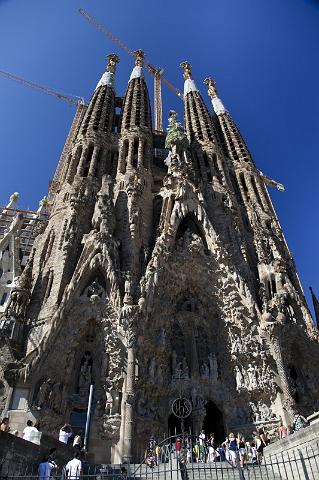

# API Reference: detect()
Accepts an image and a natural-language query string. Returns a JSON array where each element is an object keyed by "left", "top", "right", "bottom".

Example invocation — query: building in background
[{"left": 0, "top": 52, "right": 318, "bottom": 463}]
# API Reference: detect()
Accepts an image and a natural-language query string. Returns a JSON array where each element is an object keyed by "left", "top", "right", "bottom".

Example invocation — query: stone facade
[{"left": 1, "top": 52, "right": 319, "bottom": 464}]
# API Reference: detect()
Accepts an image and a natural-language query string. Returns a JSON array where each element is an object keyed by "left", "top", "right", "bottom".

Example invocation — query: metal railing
[{"left": 2, "top": 437, "right": 319, "bottom": 480}]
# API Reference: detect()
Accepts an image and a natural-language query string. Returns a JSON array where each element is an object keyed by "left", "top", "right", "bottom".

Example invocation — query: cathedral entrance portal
[
  {"left": 168, "top": 413, "right": 192, "bottom": 436},
  {"left": 202, "top": 401, "right": 225, "bottom": 443}
]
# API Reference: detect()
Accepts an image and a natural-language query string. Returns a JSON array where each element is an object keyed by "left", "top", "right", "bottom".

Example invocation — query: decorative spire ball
[
  {"left": 204, "top": 77, "right": 218, "bottom": 98},
  {"left": 180, "top": 61, "right": 192, "bottom": 80},
  {"left": 133, "top": 50, "right": 145, "bottom": 67},
  {"left": 106, "top": 53, "right": 120, "bottom": 74},
  {"left": 165, "top": 110, "right": 189, "bottom": 154}
]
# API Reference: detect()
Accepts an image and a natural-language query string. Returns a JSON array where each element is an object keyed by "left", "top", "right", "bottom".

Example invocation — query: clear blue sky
[{"left": 0, "top": 0, "right": 318, "bottom": 314}]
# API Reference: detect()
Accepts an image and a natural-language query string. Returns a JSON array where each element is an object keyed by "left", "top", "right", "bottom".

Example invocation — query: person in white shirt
[
  {"left": 23, "top": 420, "right": 38, "bottom": 443},
  {"left": 65, "top": 451, "right": 82, "bottom": 480},
  {"left": 38, "top": 456, "right": 55, "bottom": 480},
  {"left": 59, "top": 423, "right": 73, "bottom": 444}
]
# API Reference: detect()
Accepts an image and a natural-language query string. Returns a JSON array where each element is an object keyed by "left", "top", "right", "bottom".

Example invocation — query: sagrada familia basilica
[{"left": 1, "top": 51, "right": 319, "bottom": 464}]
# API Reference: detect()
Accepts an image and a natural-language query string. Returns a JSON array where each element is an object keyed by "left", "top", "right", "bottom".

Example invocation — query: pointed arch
[{"left": 175, "top": 212, "right": 208, "bottom": 250}]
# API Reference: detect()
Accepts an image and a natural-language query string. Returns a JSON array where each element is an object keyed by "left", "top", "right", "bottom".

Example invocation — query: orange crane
[
  {"left": 0, "top": 69, "right": 87, "bottom": 208},
  {"left": 78, "top": 8, "right": 183, "bottom": 133}
]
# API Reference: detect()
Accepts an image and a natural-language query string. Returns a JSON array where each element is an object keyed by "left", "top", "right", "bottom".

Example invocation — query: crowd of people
[
  {"left": 0, "top": 411, "right": 311, "bottom": 476},
  {"left": 144, "top": 413, "right": 310, "bottom": 469}
]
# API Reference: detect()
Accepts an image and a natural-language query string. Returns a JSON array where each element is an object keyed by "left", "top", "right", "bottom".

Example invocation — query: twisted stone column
[{"left": 261, "top": 319, "right": 295, "bottom": 419}]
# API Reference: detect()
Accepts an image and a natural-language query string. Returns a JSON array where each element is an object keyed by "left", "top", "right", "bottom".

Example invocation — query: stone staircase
[
  {"left": 185, "top": 462, "right": 282, "bottom": 480},
  {"left": 125, "top": 460, "right": 282, "bottom": 480}
]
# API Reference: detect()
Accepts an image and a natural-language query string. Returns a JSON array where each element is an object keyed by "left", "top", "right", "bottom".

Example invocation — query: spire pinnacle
[
  {"left": 129, "top": 50, "right": 145, "bottom": 82},
  {"left": 204, "top": 77, "right": 218, "bottom": 98},
  {"left": 95, "top": 53, "right": 119, "bottom": 91},
  {"left": 204, "top": 76, "right": 226, "bottom": 115},
  {"left": 180, "top": 61, "right": 198, "bottom": 96},
  {"left": 106, "top": 53, "right": 119, "bottom": 74},
  {"left": 134, "top": 50, "right": 145, "bottom": 67}
]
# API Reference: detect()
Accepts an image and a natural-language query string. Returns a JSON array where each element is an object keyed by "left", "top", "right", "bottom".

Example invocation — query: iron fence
[{"left": 1, "top": 436, "right": 319, "bottom": 480}]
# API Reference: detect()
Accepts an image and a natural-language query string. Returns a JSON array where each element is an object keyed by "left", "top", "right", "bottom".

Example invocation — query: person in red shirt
[{"left": 176, "top": 437, "right": 182, "bottom": 456}]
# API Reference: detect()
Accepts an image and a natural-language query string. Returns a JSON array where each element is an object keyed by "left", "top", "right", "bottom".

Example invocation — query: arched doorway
[
  {"left": 168, "top": 413, "right": 192, "bottom": 436},
  {"left": 202, "top": 401, "right": 225, "bottom": 443}
]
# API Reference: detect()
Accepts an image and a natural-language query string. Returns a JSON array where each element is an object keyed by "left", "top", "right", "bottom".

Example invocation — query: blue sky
[{"left": 0, "top": 0, "right": 318, "bottom": 314}]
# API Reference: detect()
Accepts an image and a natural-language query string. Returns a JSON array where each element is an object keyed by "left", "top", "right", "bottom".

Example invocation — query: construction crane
[
  {"left": 0, "top": 69, "right": 87, "bottom": 209},
  {"left": 0, "top": 69, "right": 82, "bottom": 107},
  {"left": 260, "top": 172, "right": 285, "bottom": 191},
  {"left": 79, "top": 8, "right": 183, "bottom": 133}
]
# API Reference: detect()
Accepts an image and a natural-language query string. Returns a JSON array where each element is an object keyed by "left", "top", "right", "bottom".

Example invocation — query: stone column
[
  {"left": 88, "top": 147, "right": 101, "bottom": 176},
  {"left": 121, "top": 306, "right": 138, "bottom": 463},
  {"left": 261, "top": 321, "right": 295, "bottom": 421},
  {"left": 127, "top": 141, "right": 134, "bottom": 169},
  {"left": 137, "top": 139, "right": 144, "bottom": 167},
  {"left": 77, "top": 146, "right": 90, "bottom": 176}
]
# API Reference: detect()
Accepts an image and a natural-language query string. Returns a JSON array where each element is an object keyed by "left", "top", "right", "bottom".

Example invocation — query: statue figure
[
  {"left": 171, "top": 350, "right": 178, "bottom": 374},
  {"left": 208, "top": 353, "right": 218, "bottom": 381},
  {"left": 149, "top": 357, "right": 156, "bottom": 379},
  {"left": 78, "top": 351, "right": 93, "bottom": 390},
  {"left": 200, "top": 361, "right": 210, "bottom": 378},
  {"left": 235, "top": 365, "right": 244, "bottom": 391},
  {"left": 105, "top": 389, "right": 113, "bottom": 415},
  {"left": 50, "top": 382, "right": 62, "bottom": 413},
  {"left": 182, "top": 356, "right": 190, "bottom": 379},
  {"left": 249, "top": 402, "right": 261, "bottom": 423},
  {"left": 34, "top": 378, "right": 51, "bottom": 410},
  {"left": 157, "top": 364, "right": 163, "bottom": 384},
  {"left": 86, "top": 278, "right": 104, "bottom": 299},
  {"left": 258, "top": 401, "right": 271, "bottom": 420},
  {"left": 247, "top": 363, "right": 258, "bottom": 390}
]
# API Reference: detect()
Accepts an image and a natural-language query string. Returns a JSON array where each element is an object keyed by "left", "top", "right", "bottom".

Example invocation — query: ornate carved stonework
[{"left": 1, "top": 56, "right": 318, "bottom": 466}]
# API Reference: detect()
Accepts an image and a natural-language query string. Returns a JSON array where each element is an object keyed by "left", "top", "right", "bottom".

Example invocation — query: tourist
[
  {"left": 155, "top": 443, "right": 161, "bottom": 465},
  {"left": 278, "top": 421, "right": 288, "bottom": 439},
  {"left": 293, "top": 412, "right": 308, "bottom": 432},
  {"left": 64, "top": 451, "right": 82, "bottom": 479},
  {"left": 73, "top": 430, "right": 83, "bottom": 449},
  {"left": 23, "top": 420, "right": 38, "bottom": 443},
  {"left": 199, "top": 429, "right": 206, "bottom": 447},
  {"left": 119, "top": 467, "right": 127, "bottom": 480},
  {"left": 59, "top": 423, "right": 73, "bottom": 444},
  {"left": 226, "top": 432, "right": 237, "bottom": 466},
  {"left": 193, "top": 440, "right": 200, "bottom": 462},
  {"left": 145, "top": 448, "right": 155, "bottom": 468},
  {"left": 287, "top": 425, "right": 294, "bottom": 435},
  {"left": 237, "top": 434, "right": 246, "bottom": 467},
  {"left": 176, "top": 437, "right": 182, "bottom": 456},
  {"left": 255, "top": 428, "right": 267, "bottom": 462},
  {"left": 38, "top": 456, "right": 56, "bottom": 480},
  {"left": 48, "top": 448, "right": 58, "bottom": 470},
  {"left": 0, "top": 417, "right": 10, "bottom": 432}
]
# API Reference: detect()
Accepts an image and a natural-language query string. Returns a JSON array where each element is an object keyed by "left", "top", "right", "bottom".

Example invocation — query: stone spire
[
  {"left": 204, "top": 75, "right": 252, "bottom": 163},
  {"left": 65, "top": 54, "right": 120, "bottom": 182},
  {"left": 179, "top": 61, "right": 215, "bottom": 144},
  {"left": 95, "top": 53, "right": 119, "bottom": 90},
  {"left": 204, "top": 77, "right": 227, "bottom": 115},
  {"left": 119, "top": 49, "right": 152, "bottom": 137}
]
